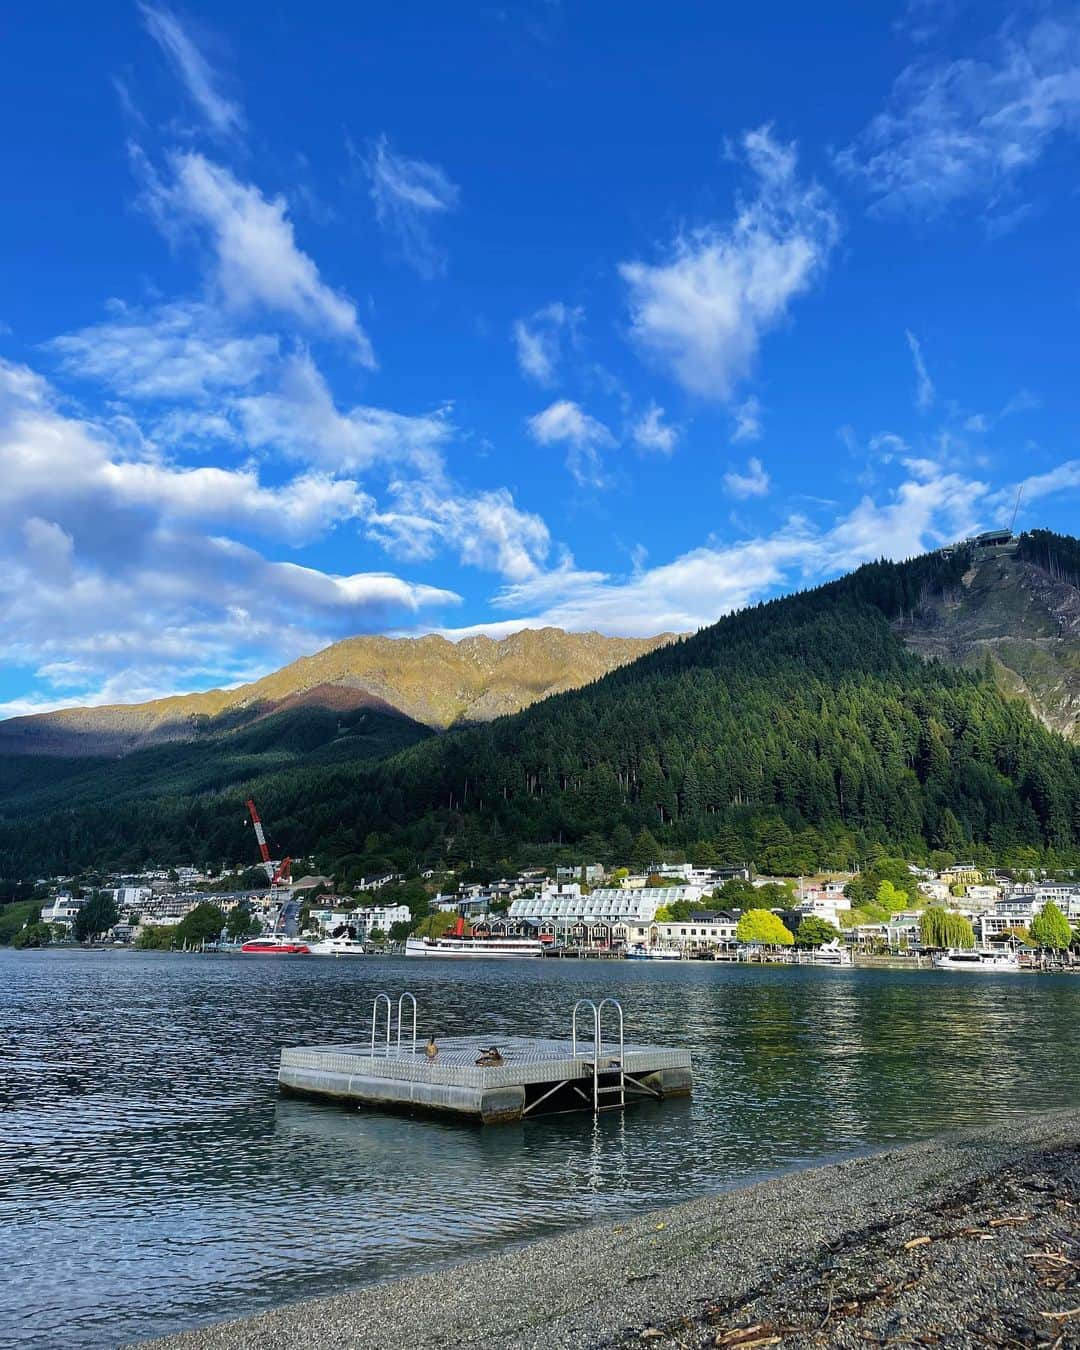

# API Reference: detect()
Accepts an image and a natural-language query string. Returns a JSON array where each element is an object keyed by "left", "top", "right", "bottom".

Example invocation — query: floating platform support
[{"left": 278, "top": 992, "right": 692, "bottom": 1125}]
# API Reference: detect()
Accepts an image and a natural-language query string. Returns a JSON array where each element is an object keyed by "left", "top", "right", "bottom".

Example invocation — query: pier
[{"left": 278, "top": 992, "right": 692, "bottom": 1124}]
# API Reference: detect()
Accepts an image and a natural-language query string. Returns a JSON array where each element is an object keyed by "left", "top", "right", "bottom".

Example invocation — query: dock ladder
[
  {"left": 572, "top": 997, "right": 625, "bottom": 1112},
  {"left": 370, "top": 991, "right": 418, "bottom": 1058}
]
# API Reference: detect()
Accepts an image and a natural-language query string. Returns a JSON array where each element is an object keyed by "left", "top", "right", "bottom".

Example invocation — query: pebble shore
[{"left": 140, "top": 1107, "right": 1079, "bottom": 1350}]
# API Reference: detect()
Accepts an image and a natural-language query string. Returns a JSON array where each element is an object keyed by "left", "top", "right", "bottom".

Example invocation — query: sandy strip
[{"left": 139, "top": 1107, "right": 1080, "bottom": 1350}]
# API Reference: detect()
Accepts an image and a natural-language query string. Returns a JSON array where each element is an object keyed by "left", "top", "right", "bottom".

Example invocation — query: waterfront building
[
  {"left": 39, "top": 894, "right": 86, "bottom": 929},
  {"left": 507, "top": 884, "right": 704, "bottom": 927}
]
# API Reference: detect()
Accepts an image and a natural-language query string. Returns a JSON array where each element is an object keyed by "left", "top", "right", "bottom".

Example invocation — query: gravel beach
[{"left": 141, "top": 1107, "right": 1080, "bottom": 1350}]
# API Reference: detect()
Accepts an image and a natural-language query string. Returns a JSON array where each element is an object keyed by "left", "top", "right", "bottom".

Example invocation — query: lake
[{"left": 2, "top": 949, "right": 1078, "bottom": 1348}]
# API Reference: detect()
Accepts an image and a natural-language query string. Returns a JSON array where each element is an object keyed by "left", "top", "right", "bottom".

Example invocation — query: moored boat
[
  {"left": 933, "top": 947, "right": 1020, "bottom": 972},
  {"left": 625, "top": 943, "right": 682, "bottom": 960},
  {"left": 405, "top": 934, "right": 544, "bottom": 959},
  {"left": 241, "top": 934, "right": 311, "bottom": 955},
  {"left": 307, "top": 935, "right": 366, "bottom": 957}
]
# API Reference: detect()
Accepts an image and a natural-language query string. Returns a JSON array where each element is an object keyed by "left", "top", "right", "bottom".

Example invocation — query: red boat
[{"left": 241, "top": 935, "right": 311, "bottom": 955}]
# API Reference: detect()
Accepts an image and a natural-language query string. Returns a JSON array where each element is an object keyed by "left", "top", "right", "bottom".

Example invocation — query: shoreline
[{"left": 141, "top": 1106, "right": 1080, "bottom": 1349}]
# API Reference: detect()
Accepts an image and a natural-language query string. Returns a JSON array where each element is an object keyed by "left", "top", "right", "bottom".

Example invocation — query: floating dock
[{"left": 278, "top": 993, "right": 692, "bottom": 1125}]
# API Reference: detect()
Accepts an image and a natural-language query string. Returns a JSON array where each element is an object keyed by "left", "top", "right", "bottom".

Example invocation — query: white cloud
[
  {"left": 141, "top": 151, "right": 375, "bottom": 362},
  {"left": 51, "top": 301, "right": 277, "bottom": 400},
  {"left": 366, "top": 135, "right": 460, "bottom": 279},
  {"left": 139, "top": 4, "right": 244, "bottom": 138},
  {"left": 619, "top": 125, "right": 839, "bottom": 400},
  {"left": 905, "top": 328, "right": 935, "bottom": 410},
  {"left": 631, "top": 402, "right": 679, "bottom": 454},
  {"left": 370, "top": 482, "right": 551, "bottom": 582},
  {"left": 0, "top": 359, "right": 458, "bottom": 708},
  {"left": 234, "top": 350, "right": 450, "bottom": 474},
  {"left": 526, "top": 399, "right": 616, "bottom": 487},
  {"left": 448, "top": 458, "right": 997, "bottom": 638},
  {"left": 988, "top": 460, "right": 1080, "bottom": 517},
  {"left": 835, "top": 14, "right": 1080, "bottom": 217},
  {"left": 723, "top": 456, "right": 771, "bottom": 499},
  {"left": 511, "top": 302, "right": 582, "bottom": 384},
  {"left": 730, "top": 395, "right": 762, "bottom": 443}
]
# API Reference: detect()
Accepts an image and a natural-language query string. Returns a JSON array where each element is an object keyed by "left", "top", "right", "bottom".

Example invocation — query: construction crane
[{"left": 245, "top": 797, "right": 292, "bottom": 890}]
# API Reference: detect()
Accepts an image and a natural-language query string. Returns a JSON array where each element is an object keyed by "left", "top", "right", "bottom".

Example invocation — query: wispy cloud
[
  {"left": 619, "top": 125, "right": 839, "bottom": 401},
  {"left": 448, "top": 458, "right": 996, "bottom": 639},
  {"left": 905, "top": 328, "right": 935, "bottom": 410},
  {"left": 631, "top": 402, "right": 679, "bottom": 454},
  {"left": 365, "top": 135, "right": 460, "bottom": 279},
  {"left": 723, "top": 456, "right": 771, "bottom": 499},
  {"left": 51, "top": 301, "right": 278, "bottom": 400},
  {"left": 138, "top": 149, "right": 375, "bottom": 362},
  {"left": 836, "top": 13, "right": 1080, "bottom": 218},
  {"left": 139, "top": 4, "right": 244, "bottom": 138},
  {"left": 730, "top": 395, "right": 762, "bottom": 442},
  {"left": 526, "top": 399, "right": 616, "bottom": 487},
  {"left": 511, "top": 302, "right": 581, "bottom": 384}
]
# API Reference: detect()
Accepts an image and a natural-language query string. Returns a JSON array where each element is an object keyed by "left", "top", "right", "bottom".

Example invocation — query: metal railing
[
  {"left": 369, "top": 991, "right": 418, "bottom": 1057},
  {"left": 571, "top": 996, "right": 625, "bottom": 1112}
]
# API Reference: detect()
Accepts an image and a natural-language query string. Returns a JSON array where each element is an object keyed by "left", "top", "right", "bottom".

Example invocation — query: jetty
[{"left": 278, "top": 992, "right": 692, "bottom": 1124}]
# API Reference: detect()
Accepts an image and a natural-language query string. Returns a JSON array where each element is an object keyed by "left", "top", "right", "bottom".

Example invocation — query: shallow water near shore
[{"left": 2, "top": 949, "right": 1078, "bottom": 1349}]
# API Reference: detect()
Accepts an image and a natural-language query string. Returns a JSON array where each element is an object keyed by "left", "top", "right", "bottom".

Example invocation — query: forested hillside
[{"left": 2, "top": 533, "right": 1079, "bottom": 879}]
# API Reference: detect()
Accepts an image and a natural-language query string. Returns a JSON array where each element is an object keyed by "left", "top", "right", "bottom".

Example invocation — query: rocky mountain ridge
[{"left": 0, "top": 628, "right": 678, "bottom": 757}]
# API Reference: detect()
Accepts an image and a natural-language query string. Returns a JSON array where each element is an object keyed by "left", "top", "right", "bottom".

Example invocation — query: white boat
[
  {"left": 933, "top": 948, "right": 1021, "bottom": 972},
  {"left": 625, "top": 943, "right": 683, "bottom": 961},
  {"left": 307, "top": 936, "right": 366, "bottom": 957},
  {"left": 405, "top": 934, "right": 544, "bottom": 959},
  {"left": 809, "top": 939, "right": 853, "bottom": 966}
]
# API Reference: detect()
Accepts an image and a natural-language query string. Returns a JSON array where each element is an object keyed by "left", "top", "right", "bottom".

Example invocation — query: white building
[
  {"left": 508, "top": 885, "right": 704, "bottom": 927},
  {"left": 654, "top": 911, "right": 740, "bottom": 950},
  {"left": 40, "top": 894, "right": 86, "bottom": 929}
]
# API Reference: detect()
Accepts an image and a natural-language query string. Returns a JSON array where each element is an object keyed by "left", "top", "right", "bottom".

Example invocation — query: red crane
[{"left": 245, "top": 798, "right": 292, "bottom": 887}]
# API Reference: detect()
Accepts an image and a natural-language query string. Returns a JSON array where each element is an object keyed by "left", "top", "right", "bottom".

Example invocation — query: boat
[
  {"left": 625, "top": 943, "right": 683, "bottom": 961},
  {"left": 241, "top": 934, "right": 311, "bottom": 955},
  {"left": 933, "top": 948, "right": 1020, "bottom": 972},
  {"left": 307, "top": 935, "right": 366, "bottom": 957},
  {"left": 404, "top": 934, "right": 544, "bottom": 959},
  {"left": 809, "top": 939, "right": 853, "bottom": 966}
]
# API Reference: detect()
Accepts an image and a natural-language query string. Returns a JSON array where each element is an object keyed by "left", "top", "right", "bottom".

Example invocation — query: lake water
[{"left": 2, "top": 949, "right": 1078, "bottom": 1348}]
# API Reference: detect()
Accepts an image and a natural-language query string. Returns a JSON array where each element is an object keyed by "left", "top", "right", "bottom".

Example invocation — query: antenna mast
[{"left": 1010, "top": 485, "right": 1023, "bottom": 533}]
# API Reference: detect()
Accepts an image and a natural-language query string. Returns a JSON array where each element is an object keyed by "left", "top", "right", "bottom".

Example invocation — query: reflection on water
[{"left": 2, "top": 949, "right": 1077, "bottom": 1347}]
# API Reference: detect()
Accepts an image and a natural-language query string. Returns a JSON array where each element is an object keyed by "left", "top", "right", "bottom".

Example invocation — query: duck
[
  {"left": 475, "top": 1045, "right": 504, "bottom": 1066},
  {"left": 425, "top": 1036, "right": 439, "bottom": 1059}
]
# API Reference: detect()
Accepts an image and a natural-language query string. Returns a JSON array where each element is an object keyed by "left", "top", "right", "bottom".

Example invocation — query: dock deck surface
[{"left": 279, "top": 1033, "right": 692, "bottom": 1123}]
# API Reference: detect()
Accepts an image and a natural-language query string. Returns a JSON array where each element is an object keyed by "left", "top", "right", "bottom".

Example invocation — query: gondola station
[{"left": 278, "top": 992, "right": 693, "bottom": 1125}]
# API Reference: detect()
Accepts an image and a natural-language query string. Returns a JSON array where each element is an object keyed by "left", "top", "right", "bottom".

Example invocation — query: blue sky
[{"left": 2, "top": 0, "right": 1080, "bottom": 716}]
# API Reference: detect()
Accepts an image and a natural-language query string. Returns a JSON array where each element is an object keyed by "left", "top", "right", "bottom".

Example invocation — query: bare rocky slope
[
  {"left": 0, "top": 629, "right": 678, "bottom": 757},
  {"left": 899, "top": 551, "right": 1080, "bottom": 742}
]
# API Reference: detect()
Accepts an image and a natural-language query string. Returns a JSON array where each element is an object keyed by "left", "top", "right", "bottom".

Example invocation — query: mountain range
[
  {"left": 1, "top": 529, "right": 1078, "bottom": 879},
  {"left": 0, "top": 629, "right": 676, "bottom": 757}
]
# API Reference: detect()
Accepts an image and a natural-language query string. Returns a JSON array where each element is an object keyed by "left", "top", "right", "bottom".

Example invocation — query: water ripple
[{"left": 2, "top": 950, "right": 1078, "bottom": 1348}]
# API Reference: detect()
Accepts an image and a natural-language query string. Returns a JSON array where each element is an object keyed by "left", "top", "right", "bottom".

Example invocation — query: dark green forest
[{"left": 2, "top": 532, "right": 1079, "bottom": 880}]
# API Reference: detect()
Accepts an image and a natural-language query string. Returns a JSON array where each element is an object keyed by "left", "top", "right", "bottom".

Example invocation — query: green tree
[
  {"left": 920, "top": 906, "right": 975, "bottom": 950},
  {"left": 11, "top": 921, "right": 52, "bottom": 949},
  {"left": 175, "top": 903, "right": 227, "bottom": 947},
  {"left": 876, "top": 880, "right": 910, "bottom": 912},
  {"left": 796, "top": 915, "right": 841, "bottom": 946},
  {"left": 1030, "top": 901, "right": 1072, "bottom": 951},
  {"left": 73, "top": 891, "right": 119, "bottom": 943},
  {"left": 388, "top": 920, "right": 411, "bottom": 941},
  {"left": 411, "top": 912, "right": 469, "bottom": 939},
  {"left": 736, "top": 909, "right": 794, "bottom": 946},
  {"left": 630, "top": 828, "right": 660, "bottom": 872},
  {"left": 135, "top": 924, "right": 177, "bottom": 950},
  {"left": 368, "top": 927, "right": 386, "bottom": 945},
  {"left": 225, "top": 905, "right": 260, "bottom": 940}
]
